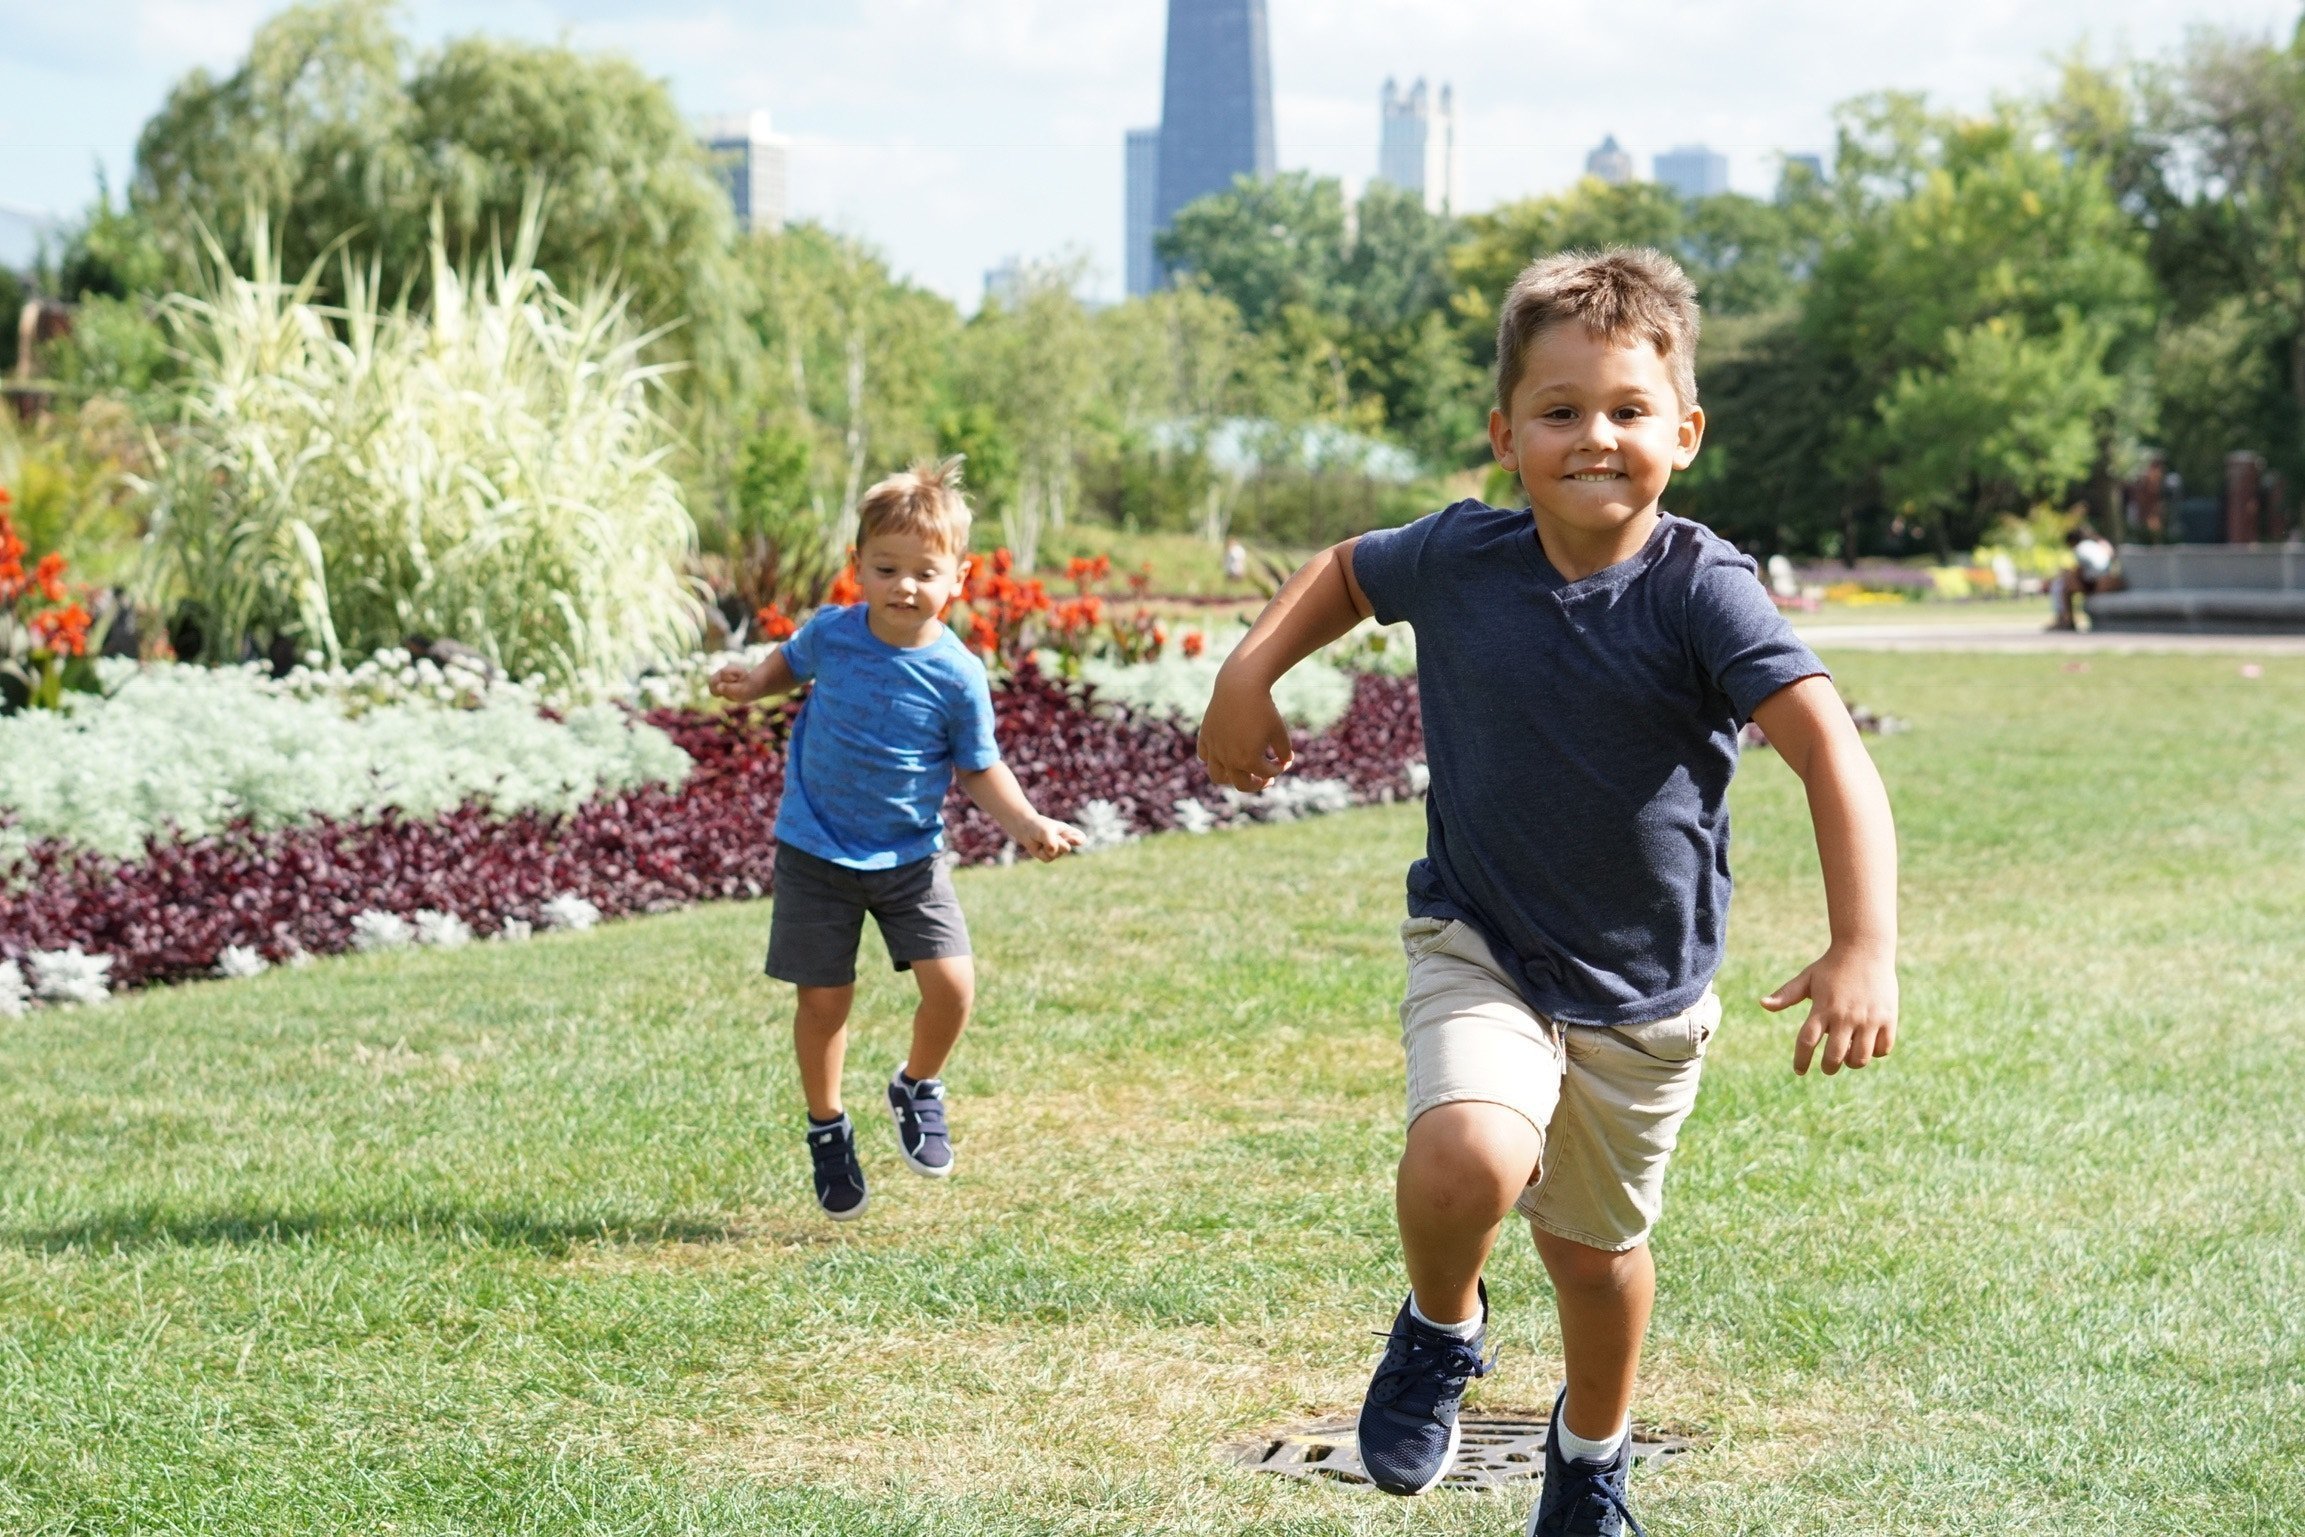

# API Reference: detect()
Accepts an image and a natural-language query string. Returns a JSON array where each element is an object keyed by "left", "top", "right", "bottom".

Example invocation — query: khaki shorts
[{"left": 1399, "top": 916, "right": 1717, "bottom": 1253}]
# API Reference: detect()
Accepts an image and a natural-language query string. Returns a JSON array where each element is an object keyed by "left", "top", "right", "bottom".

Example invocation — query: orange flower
[
  {"left": 33, "top": 552, "right": 66, "bottom": 604},
  {"left": 992, "top": 548, "right": 1014, "bottom": 576},
  {"left": 827, "top": 568, "right": 864, "bottom": 607},
  {"left": 754, "top": 602, "right": 798, "bottom": 641},
  {"left": 1182, "top": 630, "right": 1206, "bottom": 659},
  {"left": 32, "top": 602, "right": 91, "bottom": 658},
  {"left": 967, "top": 613, "right": 1000, "bottom": 654}
]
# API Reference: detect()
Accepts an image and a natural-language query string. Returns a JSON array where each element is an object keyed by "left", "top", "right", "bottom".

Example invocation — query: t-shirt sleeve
[
  {"left": 946, "top": 653, "right": 1002, "bottom": 773},
  {"left": 779, "top": 606, "right": 836, "bottom": 682},
  {"left": 1351, "top": 513, "right": 1440, "bottom": 626},
  {"left": 1687, "top": 552, "right": 1830, "bottom": 722}
]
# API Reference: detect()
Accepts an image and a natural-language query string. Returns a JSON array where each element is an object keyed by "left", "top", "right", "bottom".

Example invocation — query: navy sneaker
[
  {"left": 887, "top": 1068, "right": 953, "bottom": 1177},
  {"left": 1354, "top": 1283, "right": 1494, "bottom": 1495},
  {"left": 806, "top": 1115, "right": 869, "bottom": 1221},
  {"left": 1527, "top": 1386, "right": 1645, "bottom": 1537}
]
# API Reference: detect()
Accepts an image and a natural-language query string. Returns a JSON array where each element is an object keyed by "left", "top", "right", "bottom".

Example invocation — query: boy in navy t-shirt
[
  {"left": 712, "top": 459, "right": 1082, "bottom": 1221},
  {"left": 1199, "top": 249, "right": 1900, "bottom": 1534}
]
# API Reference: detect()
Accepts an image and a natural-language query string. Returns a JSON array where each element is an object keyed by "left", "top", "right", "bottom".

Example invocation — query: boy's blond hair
[
  {"left": 1494, "top": 247, "right": 1701, "bottom": 415},
  {"left": 856, "top": 456, "right": 973, "bottom": 558}
]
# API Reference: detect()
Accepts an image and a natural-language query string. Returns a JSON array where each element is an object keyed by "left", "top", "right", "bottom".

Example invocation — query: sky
[{"left": 2, "top": 0, "right": 2301, "bottom": 300}]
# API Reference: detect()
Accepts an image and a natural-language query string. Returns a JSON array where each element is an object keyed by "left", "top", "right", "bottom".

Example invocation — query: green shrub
[{"left": 141, "top": 206, "right": 703, "bottom": 685}]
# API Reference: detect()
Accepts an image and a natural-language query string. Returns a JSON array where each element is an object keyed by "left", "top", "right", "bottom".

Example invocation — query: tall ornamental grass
[{"left": 142, "top": 209, "right": 704, "bottom": 687}]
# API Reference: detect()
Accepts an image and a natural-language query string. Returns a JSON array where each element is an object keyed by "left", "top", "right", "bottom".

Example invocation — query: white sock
[
  {"left": 1551, "top": 1400, "right": 1628, "bottom": 1465},
  {"left": 1407, "top": 1293, "right": 1482, "bottom": 1340}
]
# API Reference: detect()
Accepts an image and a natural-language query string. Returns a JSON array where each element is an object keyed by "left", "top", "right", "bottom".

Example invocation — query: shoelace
[
  {"left": 1366, "top": 1321, "right": 1495, "bottom": 1413},
  {"left": 1554, "top": 1459, "right": 1646, "bottom": 1537}
]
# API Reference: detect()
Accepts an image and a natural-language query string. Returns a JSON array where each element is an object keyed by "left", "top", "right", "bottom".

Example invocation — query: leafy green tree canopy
[{"left": 120, "top": 0, "right": 738, "bottom": 344}]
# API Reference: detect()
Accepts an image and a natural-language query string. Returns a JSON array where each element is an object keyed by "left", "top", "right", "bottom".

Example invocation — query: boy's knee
[
  {"left": 1402, "top": 1102, "right": 1541, "bottom": 1213},
  {"left": 1537, "top": 1229, "right": 1648, "bottom": 1292}
]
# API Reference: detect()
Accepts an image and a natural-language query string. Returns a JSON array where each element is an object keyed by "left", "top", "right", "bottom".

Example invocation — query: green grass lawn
[{"left": 3, "top": 651, "right": 2302, "bottom": 1534}]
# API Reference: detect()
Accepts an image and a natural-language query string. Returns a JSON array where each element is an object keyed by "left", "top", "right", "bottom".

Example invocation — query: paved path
[{"left": 1792, "top": 620, "right": 2305, "bottom": 656}]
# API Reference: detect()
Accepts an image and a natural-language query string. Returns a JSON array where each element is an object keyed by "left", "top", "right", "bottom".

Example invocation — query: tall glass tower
[{"left": 1148, "top": 0, "right": 1275, "bottom": 286}]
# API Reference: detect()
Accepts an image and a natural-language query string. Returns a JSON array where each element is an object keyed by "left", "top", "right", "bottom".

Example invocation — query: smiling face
[
  {"left": 855, "top": 529, "right": 968, "bottom": 647},
  {"left": 1489, "top": 322, "right": 1705, "bottom": 558}
]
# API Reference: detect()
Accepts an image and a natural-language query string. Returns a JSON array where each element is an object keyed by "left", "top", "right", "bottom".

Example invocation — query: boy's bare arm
[
  {"left": 709, "top": 649, "right": 799, "bottom": 706},
  {"left": 1199, "top": 539, "right": 1374, "bottom": 791},
  {"left": 1750, "top": 675, "right": 1900, "bottom": 1076},
  {"left": 956, "top": 763, "right": 1086, "bottom": 862}
]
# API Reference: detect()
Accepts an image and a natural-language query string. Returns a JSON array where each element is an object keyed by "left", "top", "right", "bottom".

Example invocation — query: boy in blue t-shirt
[
  {"left": 1199, "top": 249, "right": 1900, "bottom": 1535},
  {"left": 712, "top": 458, "right": 1083, "bottom": 1221}
]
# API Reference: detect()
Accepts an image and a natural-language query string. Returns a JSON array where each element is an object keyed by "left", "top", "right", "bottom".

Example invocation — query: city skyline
[{"left": 3, "top": 0, "right": 2301, "bottom": 305}]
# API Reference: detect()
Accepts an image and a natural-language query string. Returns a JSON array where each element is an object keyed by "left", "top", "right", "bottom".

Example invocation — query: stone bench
[{"left": 2088, "top": 545, "right": 2305, "bottom": 633}]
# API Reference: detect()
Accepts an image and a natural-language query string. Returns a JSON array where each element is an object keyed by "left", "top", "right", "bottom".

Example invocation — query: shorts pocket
[
  {"left": 1609, "top": 989, "right": 1721, "bottom": 1064},
  {"left": 1399, "top": 916, "right": 1459, "bottom": 960}
]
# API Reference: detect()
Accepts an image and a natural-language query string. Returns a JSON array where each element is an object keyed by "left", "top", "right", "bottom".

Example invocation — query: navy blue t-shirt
[{"left": 1353, "top": 503, "right": 1828, "bottom": 1027}]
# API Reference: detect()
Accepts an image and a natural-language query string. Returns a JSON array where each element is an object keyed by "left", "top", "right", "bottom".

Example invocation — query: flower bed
[{"left": 0, "top": 664, "right": 1425, "bottom": 1004}]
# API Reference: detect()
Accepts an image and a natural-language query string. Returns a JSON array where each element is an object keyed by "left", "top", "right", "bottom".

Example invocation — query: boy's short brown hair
[
  {"left": 856, "top": 455, "right": 973, "bottom": 558},
  {"left": 1494, "top": 247, "right": 1701, "bottom": 415}
]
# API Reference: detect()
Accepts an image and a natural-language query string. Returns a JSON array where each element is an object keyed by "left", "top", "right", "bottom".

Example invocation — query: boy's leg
[
  {"left": 898, "top": 955, "right": 974, "bottom": 1082},
  {"left": 1396, "top": 1100, "right": 1544, "bottom": 1323},
  {"left": 793, "top": 983, "right": 856, "bottom": 1120},
  {"left": 1356, "top": 917, "right": 1561, "bottom": 1497},
  {"left": 1532, "top": 1227, "right": 1653, "bottom": 1442}
]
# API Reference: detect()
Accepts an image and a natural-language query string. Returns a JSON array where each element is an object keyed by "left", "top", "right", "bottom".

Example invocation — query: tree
[
  {"left": 959, "top": 258, "right": 1101, "bottom": 569},
  {"left": 2152, "top": 26, "right": 2305, "bottom": 481},
  {"left": 736, "top": 225, "right": 955, "bottom": 566},
  {"left": 1875, "top": 316, "right": 2127, "bottom": 555},
  {"left": 1156, "top": 171, "right": 1350, "bottom": 333},
  {"left": 1794, "top": 96, "right": 2159, "bottom": 550},
  {"left": 121, "top": 0, "right": 738, "bottom": 343}
]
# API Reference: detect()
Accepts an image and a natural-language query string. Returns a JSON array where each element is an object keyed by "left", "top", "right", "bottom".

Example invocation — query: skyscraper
[
  {"left": 1654, "top": 144, "right": 1730, "bottom": 201},
  {"left": 698, "top": 111, "right": 790, "bottom": 234},
  {"left": 1377, "top": 78, "right": 1461, "bottom": 215},
  {"left": 1125, "top": 127, "right": 1162, "bottom": 297},
  {"left": 1145, "top": 0, "right": 1275, "bottom": 287},
  {"left": 1585, "top": 135, "right": 1634, "bottom": 186}
]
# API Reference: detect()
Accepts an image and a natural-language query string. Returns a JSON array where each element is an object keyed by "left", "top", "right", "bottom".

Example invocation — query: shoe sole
[{"left": 1359, "top": 1412, "right": 1461, "bottom": 1497}]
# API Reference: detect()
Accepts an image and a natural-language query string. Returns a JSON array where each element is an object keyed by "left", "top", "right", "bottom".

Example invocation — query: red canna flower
[
  {"left": 827, "top": 568, "right": 864, "bottom": 607},
  {"left": 754, "top": 602, "right": 798, "bottom": 641},
  {"left": 33, "top": 552, "right": 66, "bottom": 604},
  {"left": 32, "top": 601, "right": 91, "bottom": 658},
  {"left": 1182, "top": 630, "right": 1206, "bottom": 659}
]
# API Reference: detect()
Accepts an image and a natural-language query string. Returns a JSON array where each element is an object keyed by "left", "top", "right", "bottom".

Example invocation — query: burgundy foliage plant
[{"left": 0, "top": 664, "right": 1423, "bottom": 992}]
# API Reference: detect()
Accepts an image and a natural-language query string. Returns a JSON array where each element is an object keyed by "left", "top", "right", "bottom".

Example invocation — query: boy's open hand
[
  {"left": 1017, "top": 815, "right": 1087, "bottom": 862},
  {"left": 708, "top": 663, "right": 762, "bottom": 706},
  {"left": 1763, "top": 944, "right": 1899, "bottom": 1076},
  {"left": 1197, "top": 681, "right": 1294, "bottom": 792}
]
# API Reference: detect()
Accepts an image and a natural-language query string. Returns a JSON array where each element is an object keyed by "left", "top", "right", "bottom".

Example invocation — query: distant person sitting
[{"left": 2048, "top": 525, "right": 2117, "bottom": 631}]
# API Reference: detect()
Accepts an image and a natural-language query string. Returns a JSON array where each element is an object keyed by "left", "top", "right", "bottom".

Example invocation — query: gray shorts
[{"left": 765, "top": 842, "right": 971, "bottom": 988}]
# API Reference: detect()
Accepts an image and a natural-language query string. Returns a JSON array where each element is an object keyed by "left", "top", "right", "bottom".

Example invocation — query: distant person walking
[
  {"left": 2049, "top": 525, "right": 2117, "bottom": 631},
  {"left": 1222, "top": 537, "right": 1248, "bottom": 586}
]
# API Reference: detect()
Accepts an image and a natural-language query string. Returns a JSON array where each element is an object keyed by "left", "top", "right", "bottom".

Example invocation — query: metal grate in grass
[{"left": 1221, "top": 1414, "right": 1694, "bottom": 1491}]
